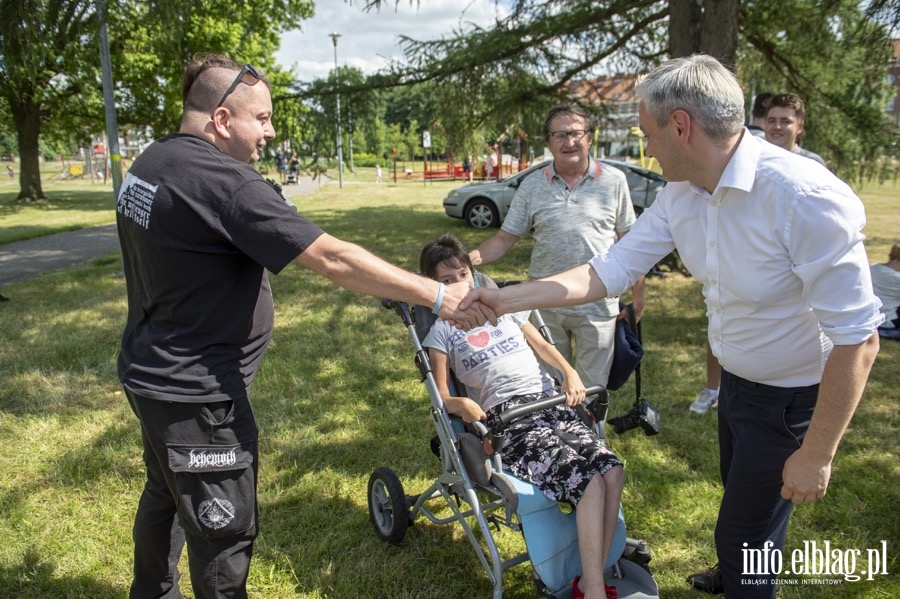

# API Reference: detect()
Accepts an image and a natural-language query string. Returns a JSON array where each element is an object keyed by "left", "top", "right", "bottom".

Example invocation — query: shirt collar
[
  {"left": 686, "top": 129, "right": 760, "bottom": 198},
  {"left": 714, "top": 129, "right": 760, "bottom": 194},
  {"left": 544, "top": 158, "right": 602, "bottom": 182}
]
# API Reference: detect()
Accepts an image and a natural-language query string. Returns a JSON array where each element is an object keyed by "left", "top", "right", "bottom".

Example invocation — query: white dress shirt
[{"left": 590, "top": 131, "right": 883, "bottom": 387}]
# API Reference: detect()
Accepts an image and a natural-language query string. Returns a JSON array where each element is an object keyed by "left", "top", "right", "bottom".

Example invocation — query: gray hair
[{"left": 634, "top": 55, "right": 745, "bottom": 140}]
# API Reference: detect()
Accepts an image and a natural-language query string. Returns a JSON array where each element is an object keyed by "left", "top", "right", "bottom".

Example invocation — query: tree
[
  {"left": 297, "top": 65, "right": 384, "bottom": 162},
  {"left": 364, "top": 116, "right": 387, "bottom": 159},
  {"left": 368, "top": 1, "right": 668, "bottom": 129},
  {"left": 739, "top": 0, "right": 897, "bottom": 180},
  {"left": 270, "top": 93, "right": 309, "bottom": 159},
  {"left": 0, "top": 0, "right": 99, "bottom": 201},
  {"left": 361, "top": 0, "right": 899, "bottom": 180},
  {"left": 0, "top": 95, "right": 16, "bottom": 159},
  {"left": 669, "top": 0, "right": 740, "bottom": 67},
  {"left": 109, "top": 0, "right": 314, "bottom": 137},
  {"left": 0, "top": 0, "right": 314, "bottom": 202},
  {"left": 385, "top": 122, "right": 410, "bottom": 162},
  {"left": 360, "top": 1, "right": 669, "bottom": 164}
]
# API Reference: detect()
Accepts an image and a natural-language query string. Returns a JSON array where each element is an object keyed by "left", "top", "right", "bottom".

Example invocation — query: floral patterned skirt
[{"left": 486, "top": 394, "right": 622, "bottom": 508}]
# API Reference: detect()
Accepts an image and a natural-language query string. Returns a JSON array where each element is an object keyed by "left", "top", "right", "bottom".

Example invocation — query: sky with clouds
[{"left": 275, "top": 0, "right": 510, "bottom": 81}]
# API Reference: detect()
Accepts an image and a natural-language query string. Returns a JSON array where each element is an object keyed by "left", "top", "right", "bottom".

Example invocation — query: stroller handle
[{"left": 496, "top": 385, "right": 608, "bottom": 428}]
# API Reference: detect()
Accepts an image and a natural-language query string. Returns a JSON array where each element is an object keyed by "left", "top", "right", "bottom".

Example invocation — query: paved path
[
  {"left": 0, "top": 175, "right": 325, "bottom": 288},
  {"left": 0, "top": 224, "right": 121, "bottom": 286}
]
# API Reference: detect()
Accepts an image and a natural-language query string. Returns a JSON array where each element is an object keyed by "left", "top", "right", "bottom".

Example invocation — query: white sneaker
[{"left": 689, "top": 388, "right": 719, "bottom": 414}]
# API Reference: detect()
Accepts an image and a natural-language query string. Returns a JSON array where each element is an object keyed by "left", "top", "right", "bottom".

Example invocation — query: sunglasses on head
[{"left": 216, "top": 64, "right": 261, "bottom": 108}]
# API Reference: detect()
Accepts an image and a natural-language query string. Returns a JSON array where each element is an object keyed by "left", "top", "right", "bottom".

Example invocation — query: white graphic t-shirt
[{"left": 423, "top": 311, "right": 550, "bottom": 412}]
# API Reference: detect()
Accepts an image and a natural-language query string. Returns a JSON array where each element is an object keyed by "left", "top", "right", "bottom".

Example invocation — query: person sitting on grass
[
  {"left": 871, "top": 242, "right": 900, "bottom": 340},
  {"left": 420, "top": 233, "right": 624, "bottom": 599}
]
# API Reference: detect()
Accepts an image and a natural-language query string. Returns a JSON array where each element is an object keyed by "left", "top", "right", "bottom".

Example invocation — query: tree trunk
[
  {"left": 699, "top": 0, "right": 740, "bottom": 69},
  {"left": 11, "top": 91, "right": 46, "bottom": 202},
  {"left": 669, "top": 0, "right": 740, "bottom": 71},
  {"left": 669, "top": 0, "right": 702, "bottom": 59}
]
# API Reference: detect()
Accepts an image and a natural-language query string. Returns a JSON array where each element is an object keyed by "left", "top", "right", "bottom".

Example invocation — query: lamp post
[
  {"left": 97, "top": 0, "right": 123, "bottom": 198},
  {"left": 329, "top": 32, "right": 344, "bottom": 189}
]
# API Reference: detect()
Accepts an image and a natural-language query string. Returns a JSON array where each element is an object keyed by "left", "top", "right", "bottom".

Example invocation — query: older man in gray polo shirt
[{"left": 470, "top": 103, "right": 646, "bottom": 391}]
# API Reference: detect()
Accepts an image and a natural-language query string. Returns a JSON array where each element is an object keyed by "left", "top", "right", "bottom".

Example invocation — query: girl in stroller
[{"left": 420, "top": 234, "right": 625, "bottom": 599}]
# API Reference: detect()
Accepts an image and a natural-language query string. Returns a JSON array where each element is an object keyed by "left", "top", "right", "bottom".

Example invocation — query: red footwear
[
  {"left": 573, "top": 576, "right": 617, "bottom": 599},
  {"left": 572, "top": 575, "right": 584, "bottom": 599}
]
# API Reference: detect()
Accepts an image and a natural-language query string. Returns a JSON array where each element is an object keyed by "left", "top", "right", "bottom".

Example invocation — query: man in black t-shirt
[{"left": 116, "top": 53, "right": 494, "bottom": 599}]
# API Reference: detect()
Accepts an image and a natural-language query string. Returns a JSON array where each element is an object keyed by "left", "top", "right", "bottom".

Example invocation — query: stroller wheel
[{"left": 367, "top": 467, "right": 410, "bottom": 544}]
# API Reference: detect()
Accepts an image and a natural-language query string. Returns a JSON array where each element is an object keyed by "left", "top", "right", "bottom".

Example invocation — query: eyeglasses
[
  {"left": 549, "top": 129, "right": 589, "bottom": 143},
  {"left": 216, "top": 64, "right": 261, "bottom": 108}
]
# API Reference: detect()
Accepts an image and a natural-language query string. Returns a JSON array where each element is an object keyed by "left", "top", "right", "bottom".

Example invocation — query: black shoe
[
  {"left": 687, "top": 563, "right": 724, "bottom": 594},
  {"left": 0, "top": 294, "right": 8, "bottom": 302}
]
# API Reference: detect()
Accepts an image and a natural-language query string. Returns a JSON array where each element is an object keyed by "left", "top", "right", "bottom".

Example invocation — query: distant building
[{"left": 571, "top": 74, "right": 641, "bottom": 159}]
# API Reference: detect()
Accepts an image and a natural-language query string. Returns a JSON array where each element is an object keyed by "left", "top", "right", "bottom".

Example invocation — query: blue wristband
[{"left": 432, "top": 283, "right": 446, "bottom": 315}]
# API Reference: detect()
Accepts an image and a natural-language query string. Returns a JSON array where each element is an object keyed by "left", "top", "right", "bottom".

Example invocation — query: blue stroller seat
[
  {"left": 511, "top": 474, "right": 626, "bottom": 590},
  {"left": 368, "top": 273, "right": 659, "bottom": 598}
]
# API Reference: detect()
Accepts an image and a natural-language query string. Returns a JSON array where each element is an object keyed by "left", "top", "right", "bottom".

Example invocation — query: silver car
[{"left": 442, "top": 159, "right": 665, "bottom": 229}]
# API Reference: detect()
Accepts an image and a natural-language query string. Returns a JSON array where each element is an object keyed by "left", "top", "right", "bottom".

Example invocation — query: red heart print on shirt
[{"left": 467, "top": 331, "right": 490, "bottom": 348}]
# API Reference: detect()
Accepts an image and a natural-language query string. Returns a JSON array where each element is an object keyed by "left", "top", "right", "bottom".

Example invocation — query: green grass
[
  {"left": 0, "top": 178, "right": 897, "bottom": 598},
  {"left": 0, "top": 161, "right": 119, "bottom": 244}
]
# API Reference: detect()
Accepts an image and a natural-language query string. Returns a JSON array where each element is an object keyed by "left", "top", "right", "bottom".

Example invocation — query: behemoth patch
[
  {"left": 190, "top": 447, "right": 237, "bottom": 469},
  {"left": 167, "top": 443, "right": 254, "bottom": 473},
  {"left": 198, "top": 498, "right": 235, "bottom": 530}
]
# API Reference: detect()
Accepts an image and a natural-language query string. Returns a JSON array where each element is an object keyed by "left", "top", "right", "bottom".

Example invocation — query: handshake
[
  {"left": 435, "top": 282, "right": 504, "bottom": 330},
  {"left": 438, "top": 265, "right": 602, "bottom": 331}
]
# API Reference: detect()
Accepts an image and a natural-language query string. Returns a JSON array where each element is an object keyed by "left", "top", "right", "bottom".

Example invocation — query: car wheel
[{"left": 465, "top": 199, "right": 500, "bottom": 229}]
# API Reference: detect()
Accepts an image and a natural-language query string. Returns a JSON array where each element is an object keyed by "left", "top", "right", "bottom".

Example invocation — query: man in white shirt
[
  {"left": 463, "top": 55, "right": 882, "bottom": 599},
  {"left": 690, "top": 90, "right": 774, "bottom": 416}
]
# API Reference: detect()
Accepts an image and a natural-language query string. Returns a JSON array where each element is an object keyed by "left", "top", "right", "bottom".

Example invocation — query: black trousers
[
  {"left": 125, "top": 389, "right": 259, "bottom": 599},
  {"left": 715, "top": 370, "right": 818, "bottom": 599}
]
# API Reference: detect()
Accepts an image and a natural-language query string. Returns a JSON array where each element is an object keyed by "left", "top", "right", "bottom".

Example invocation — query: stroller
[
  {"left": 366, "top": 274, "right": 660, "bottom": 599},
  {"left": 285, "top": 163, "right": 299, "bottom": 185}
]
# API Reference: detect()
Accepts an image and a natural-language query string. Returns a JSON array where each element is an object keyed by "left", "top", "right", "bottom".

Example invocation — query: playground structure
[{"left": 393, "top": 156, "right": 531, "bottom": 183}]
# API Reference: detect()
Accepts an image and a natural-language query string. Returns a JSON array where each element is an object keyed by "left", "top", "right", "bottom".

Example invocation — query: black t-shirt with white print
[{"left": 116, "top": 134, "right": 324, "bottom": 402}]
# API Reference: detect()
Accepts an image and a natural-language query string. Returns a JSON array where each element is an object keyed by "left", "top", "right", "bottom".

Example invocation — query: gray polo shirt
[{"left": 501, "top": 159, "right": 635, "bottom": 316}]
